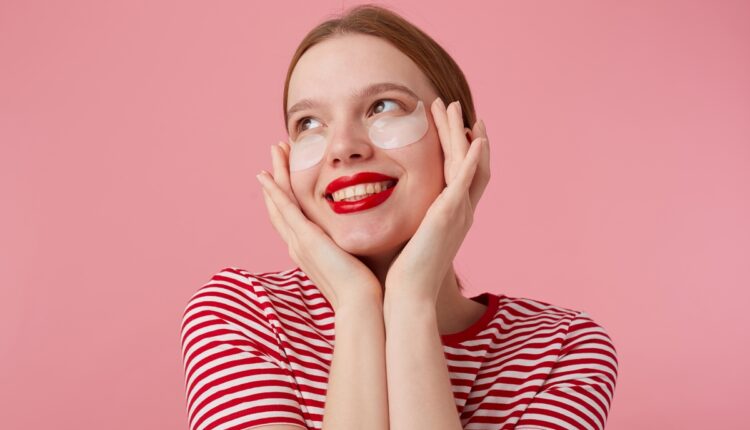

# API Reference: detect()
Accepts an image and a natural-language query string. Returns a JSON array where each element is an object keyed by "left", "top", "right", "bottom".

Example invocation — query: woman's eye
[
  {"left": 372, "top": 99, "right": 400, "bottom": 115},
  {"left": 294, "top": 99, "right": 400, "bottom": 135},
  {"left": 297, "top": 117, "right": 321, "bottom": 133}
]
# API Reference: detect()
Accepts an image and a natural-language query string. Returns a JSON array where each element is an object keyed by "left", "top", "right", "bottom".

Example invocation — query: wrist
[
  {"left": 383, "top": 289, "right": 435, "bottom": 322},
  {"left": 384, "top": 280, "right": 435, "bottom": 305},
  {"left": 335, "top": 291, "right": 384, "bottom": 315}
]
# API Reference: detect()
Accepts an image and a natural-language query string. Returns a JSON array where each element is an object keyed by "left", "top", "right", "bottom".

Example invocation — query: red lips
[
  {"left": 325, "top": 172, "right": 397, "bottom": 195},
  {"left": 324, "top": 171, "right": 398, "bottom": 215}
]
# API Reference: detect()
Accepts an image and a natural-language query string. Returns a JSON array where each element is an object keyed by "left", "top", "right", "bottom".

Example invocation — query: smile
[
  {"left": 324, "top": 171, "right": 399, "bottom": 214},
  {"left": 330, "top": 180, "right": 395, "bottom": 202}
]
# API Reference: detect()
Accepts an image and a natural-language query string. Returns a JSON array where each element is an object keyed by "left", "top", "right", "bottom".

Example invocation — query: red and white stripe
[{"left": 180, "top": 267, "right": 618, "bottom": 430}]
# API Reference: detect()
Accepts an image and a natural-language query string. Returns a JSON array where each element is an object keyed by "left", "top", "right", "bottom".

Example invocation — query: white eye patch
[
  {"left": 368, "top": 99, "right": 430, "bottom": 149},
  {"left": 288, "top": 100, "right": 429, "bottom": 172}
]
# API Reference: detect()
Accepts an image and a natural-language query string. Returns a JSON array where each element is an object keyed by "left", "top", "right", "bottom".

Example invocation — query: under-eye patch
[{"left": 288, "top": 100, "right": 429, "bottom": 172}]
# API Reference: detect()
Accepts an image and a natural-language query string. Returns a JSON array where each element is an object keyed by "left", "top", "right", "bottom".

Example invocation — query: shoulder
[
  {"left": 497, "top": 294, "right": 604, "bottom": 324},
  {"left": 496, "top": 294, "right": 618, "bottom": 358},
  {"left": 179, "top": 266, "right": 314, "bottom": 356},
  {"left": 496, "top": 294, "right": 580, "bottom": 324},
  {"left": 180, "top": 266, "right": 314, "bottom": 332},
  {"left": 179, "top": 267, "right": 312, "bottom": 430},
  {"left": 500, "top": 298, "right": 619, "bottom": 429},
  {"left": 182, "top": 266, "right": 307, "bottom": 312}
]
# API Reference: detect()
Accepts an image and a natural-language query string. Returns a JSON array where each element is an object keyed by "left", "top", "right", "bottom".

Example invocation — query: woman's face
[{"left": 285, "top": 33, "right": 445, "bottom": 258}]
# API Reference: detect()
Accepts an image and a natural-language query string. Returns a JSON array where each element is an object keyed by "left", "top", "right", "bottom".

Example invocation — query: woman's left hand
[{"left": 384, "top": 98, "right": 491, "bottom": 305}]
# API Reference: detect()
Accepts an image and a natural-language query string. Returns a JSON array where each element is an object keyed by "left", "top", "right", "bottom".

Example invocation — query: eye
[
  {"left": 293, "top": 99, "right": 402, "bottom": 135},
  {"left": 371, "top": 99, "right": 401, "bottom": 115},
  {"left": 295, "top": 117, "right": 322, "bottom": 134}
]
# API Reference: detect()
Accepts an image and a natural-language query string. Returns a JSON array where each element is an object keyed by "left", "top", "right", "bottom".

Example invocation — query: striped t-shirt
[{"left": 180, "top": 266, "right": 618, "bottom": 430}]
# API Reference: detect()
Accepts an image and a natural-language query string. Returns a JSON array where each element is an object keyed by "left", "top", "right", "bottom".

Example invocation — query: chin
[{"left": 332, "top": 222, "right": 411, "bottom": 258}]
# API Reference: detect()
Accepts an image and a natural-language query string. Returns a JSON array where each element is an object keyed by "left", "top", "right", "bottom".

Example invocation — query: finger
[
  {"left": 477, "top": 119, "right": 491, "bottom": 171},
  {"left": 471, "top": 119, "right": 482, "bottom": 144},
  {"left": 432, "top": 98, "right": 463, "bottom": 185},
  {"left": 271, "top": 142, "right": 299, "bottom": 206},
  {"left": 469, "top": 119, "right": 491, "bottom": 208},
  {"left": 430, "top": 97, "right": 452, "bottom": 168},
  {"left": 449, "top": 101, "right": 470, "bottom": 172},
  {"left": 464, "top": 126, "right": 473, "bottom": 143},
  {"left": 256, "top": 170, "right": 313, "bottom": 236},
  {"left": 279, "top": 141, "right": 300, "bottom": 186},
  {"left": 446, "top": 137, "right": 484, "bottom": 204},
  {"left": 260, "top": 185, "right": 290, "bottom": 243},
  {"left": 279, "top": 141, "right": 291, "bottom": 158}
]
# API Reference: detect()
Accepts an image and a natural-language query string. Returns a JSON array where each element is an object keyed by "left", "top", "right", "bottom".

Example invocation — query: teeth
[{"left": 331, "top": 180, "right": 394, "bottom": 202}]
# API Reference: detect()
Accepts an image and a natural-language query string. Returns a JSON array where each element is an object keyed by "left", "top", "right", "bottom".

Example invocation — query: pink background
[{"left": 2, "top": 0, "right": 748, "bottom": 428}]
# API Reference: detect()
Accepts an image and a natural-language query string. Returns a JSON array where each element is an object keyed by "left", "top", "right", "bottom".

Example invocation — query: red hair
[{"left": 282, "top": 3, "right": 476, "bottom": 132}]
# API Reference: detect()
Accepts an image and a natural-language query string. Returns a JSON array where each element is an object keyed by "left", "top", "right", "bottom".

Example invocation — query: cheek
[
  {"left": 289, "top": 171, "right": 317, "bottom": 202},
  {"left": 395, "top": 132, "right": 446, "bottom": 205},
  {"left": 417, "top": 129, "right": 446, "bottom": 177},
  {"left": 415, "top": 132, "right": 448, "bottom": 198}
]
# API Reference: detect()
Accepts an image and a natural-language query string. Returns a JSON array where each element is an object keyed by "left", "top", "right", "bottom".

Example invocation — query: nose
[{"left": 324, "top": 119, "right": 375, "bottom": 166}]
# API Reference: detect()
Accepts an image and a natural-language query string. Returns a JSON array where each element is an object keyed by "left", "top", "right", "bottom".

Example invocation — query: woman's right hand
[{"left": 255, "top": 141, "right": 383, "bottom": 312}]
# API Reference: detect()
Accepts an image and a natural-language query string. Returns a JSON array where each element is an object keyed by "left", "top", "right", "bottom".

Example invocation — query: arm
[
  {"left": 377, "top": 99, "right": 488, "bottom": 429},
  {"left": 322, "top": 296, "right": 389, "bottom": 430},
  {"left": 181, "top": 278, "right": 389, "bottom": 430},
  {"left": 382, "top": 296, "right": 463, "bottom": 430}
]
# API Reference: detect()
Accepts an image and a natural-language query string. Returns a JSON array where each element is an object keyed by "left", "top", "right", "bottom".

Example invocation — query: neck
[
  {"left": 356, "top": 249, "right": 473, "bottom": 334},
  {"left": 357, "top": 249, "right": 398, "bottom": 292}
]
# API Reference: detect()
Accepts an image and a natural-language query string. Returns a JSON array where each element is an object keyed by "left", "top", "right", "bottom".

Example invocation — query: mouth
[
  {"left": 324, "top": 180, "right": 398, "bottom": 202},
  {"left": 323, "top": 171, "right": 399, "bottom": 214},
  {"left": 324, "top": 171, "right": 398, "bottom": 198}
]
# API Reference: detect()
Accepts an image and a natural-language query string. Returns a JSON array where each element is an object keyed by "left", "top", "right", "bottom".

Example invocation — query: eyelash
[{"left": 294, "top": 99, "right": 402, "bottom": 134}]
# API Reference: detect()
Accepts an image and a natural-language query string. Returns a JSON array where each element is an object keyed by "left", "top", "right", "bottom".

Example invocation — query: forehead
[{"left": 287, "top": 34, "right": 434, "bottom": 107}]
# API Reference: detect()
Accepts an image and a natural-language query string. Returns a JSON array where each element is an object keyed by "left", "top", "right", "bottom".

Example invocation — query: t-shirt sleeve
[
  {"left": 180, "top": 271, "right": 308, "bottom": 430},
  {"left": 515, "top": 311, "right": 619, "bottom": 430}
]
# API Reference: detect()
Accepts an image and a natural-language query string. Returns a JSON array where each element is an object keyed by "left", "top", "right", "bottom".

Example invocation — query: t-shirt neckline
[
  {"left": 440, "top": 292, "right": 500, "bottom": 346},
  {"left": 293, "top": 266, "right": 500, "bottom": 345}
]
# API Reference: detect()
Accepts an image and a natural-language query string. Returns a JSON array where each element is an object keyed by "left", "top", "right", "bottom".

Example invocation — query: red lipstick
[
  {"left": 325, "top": 172, "right": 397, "bottom": 195},
  {"left": 325, "top": 171, "right": 398, "bottom": 215}
]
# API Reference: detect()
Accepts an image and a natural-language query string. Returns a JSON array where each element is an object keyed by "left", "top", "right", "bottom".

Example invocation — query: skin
[
  {"left": 277, "top": 33, "right": 491, "bottom": 332},
  {"left": 256, "top": 33, "right": 492, "bottom": 429}
]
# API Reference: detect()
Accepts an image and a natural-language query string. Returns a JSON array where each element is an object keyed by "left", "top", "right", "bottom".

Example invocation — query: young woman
[{"left": 181, "top": 5, "right": 618, "bottom": 430}]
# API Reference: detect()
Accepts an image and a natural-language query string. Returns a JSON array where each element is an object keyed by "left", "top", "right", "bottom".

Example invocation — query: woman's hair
[
  {"left": 282, "top": 3, "right": 476, "bottom": 132},
  {"left": 282, "top": 4, "right": 475, "bottom": 292}
]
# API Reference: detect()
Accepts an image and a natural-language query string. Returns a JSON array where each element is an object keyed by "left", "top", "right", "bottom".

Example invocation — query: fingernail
[{"left": 434, "top": 97, "right": 445, "bottom": 109}]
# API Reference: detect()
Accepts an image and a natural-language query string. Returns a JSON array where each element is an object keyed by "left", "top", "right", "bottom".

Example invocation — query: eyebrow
[{"left": 286, "top": 82, "right": 419, "bottom": 122}]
